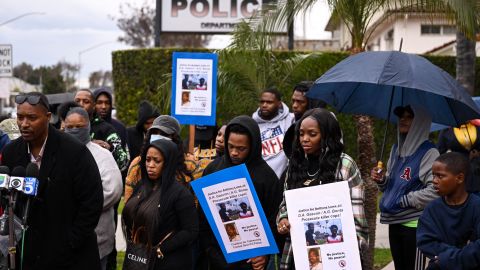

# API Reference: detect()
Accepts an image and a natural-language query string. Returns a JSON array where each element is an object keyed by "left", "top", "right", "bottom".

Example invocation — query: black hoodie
[
  {"left": 126, "top": 101, "right": 160, "bottom": 160},
  {"left": 93, "top": 88, "right": 128, "bottom": 149},
  {"left": 123, "top": 139, "right": 198, "bottom": 270},
  {"left": 199, "top": 115, "right": 283, "bottom": 270}
]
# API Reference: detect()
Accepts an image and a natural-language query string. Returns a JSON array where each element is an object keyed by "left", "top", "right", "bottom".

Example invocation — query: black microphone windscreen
[
  {"left": 26, "top": 163, "right": 39, "bottom": 178},
  {"left": 11, "top": 166, "right": 26, "bottom": 177},
  {"left": 0, "top": 166, "right": 9, "bottom": 175}
]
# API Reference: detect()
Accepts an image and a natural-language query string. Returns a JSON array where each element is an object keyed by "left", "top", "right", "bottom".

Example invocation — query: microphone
[
  {"left": 0, "top": 166, "right": 9, "bottom": 235},
  {"left": 0, "top": 166, "right": 10, "bottom": 190},
  {"left": 22, "top": 163, "right": 39, "bottom": 225},
  {"left": 9, "top": 167, "right": 25, "bottom": 192}
]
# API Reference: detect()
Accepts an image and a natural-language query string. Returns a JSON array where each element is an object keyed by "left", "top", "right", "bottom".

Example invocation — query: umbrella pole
[{"left": 379, "top": 86, "right": 396, "bottom": 168}]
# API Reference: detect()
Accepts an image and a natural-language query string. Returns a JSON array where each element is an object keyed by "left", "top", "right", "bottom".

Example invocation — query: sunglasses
[{"left": 15, "top": 95, "right": 42, "bottom": 105}]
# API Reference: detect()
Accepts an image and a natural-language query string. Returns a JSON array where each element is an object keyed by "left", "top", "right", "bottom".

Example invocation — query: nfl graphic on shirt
[{"left": 261, "top": 126, "right": 284, "bottom": 158}]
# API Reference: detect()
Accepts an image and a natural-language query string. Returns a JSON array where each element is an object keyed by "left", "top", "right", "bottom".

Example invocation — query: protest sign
[
  {"left": 171, "top": 52, "right": 217, "bottom": 126},
  {"left": 285, "top": 181, "right": 362, "bottom": 270},
  {"left": 191, "top": 164, "right": 278, "bottom": 263}
]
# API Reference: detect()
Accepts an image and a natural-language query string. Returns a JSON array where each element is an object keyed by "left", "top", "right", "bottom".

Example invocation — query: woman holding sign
[
  {"left": 122, "top": 139, "right": 198, "bottom": 269},
  {"left": 276, "top": 108, "right": 369, "bottom": 269}
]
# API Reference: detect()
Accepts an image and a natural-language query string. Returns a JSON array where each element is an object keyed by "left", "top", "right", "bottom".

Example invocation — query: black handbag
[
  {"left": 123, "top": 240, "right": 151, "bottom": 270},
  {"left": 122, "top": 231, "right": 174, "bottom": 270}
]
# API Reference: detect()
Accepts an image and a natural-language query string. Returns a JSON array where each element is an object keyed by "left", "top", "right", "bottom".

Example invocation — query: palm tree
[{"left": 260, "top": 1, "right": 391, "bottom": 268}]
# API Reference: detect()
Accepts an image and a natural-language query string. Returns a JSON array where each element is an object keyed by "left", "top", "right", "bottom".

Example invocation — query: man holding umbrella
[{"left": 371, "top": 105, "right": 439, "bottom": 270}]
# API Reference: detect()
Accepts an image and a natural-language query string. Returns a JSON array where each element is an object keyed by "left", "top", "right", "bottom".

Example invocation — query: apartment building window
[{"left": 421, "top": 25, "right": 456, "bottom": 35}]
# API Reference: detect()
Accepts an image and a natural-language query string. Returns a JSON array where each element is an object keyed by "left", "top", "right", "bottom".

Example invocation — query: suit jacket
[{"left": 1, "top": 126, "right": 104, "bottom": 270}]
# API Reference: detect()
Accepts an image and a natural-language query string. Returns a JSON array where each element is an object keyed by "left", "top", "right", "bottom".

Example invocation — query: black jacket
[
  {"left": 1, "top": 126, "right": 104, "bottom": 270},
  {"left": 199, "top": 115, "right": 283, "bottom": 270},
  {"left": 127, "top": 101, "right": 160, "bottom": 161}
]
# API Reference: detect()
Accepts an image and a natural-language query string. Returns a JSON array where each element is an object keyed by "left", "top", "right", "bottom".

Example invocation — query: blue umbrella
[
  {"left": 307, "top": 51, "right": 480, "bottom": 160},
  {"left": 430, "top": 97, "right": 480, "bottom": 132}
]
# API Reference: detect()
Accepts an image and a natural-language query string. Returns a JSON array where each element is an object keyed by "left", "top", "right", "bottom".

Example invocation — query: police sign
[
  {"left": 162, "top": 0, "right": 263, "bottom": 33},
  {"left": 0, "top": 45, "right": 12, "bottom": 77}
]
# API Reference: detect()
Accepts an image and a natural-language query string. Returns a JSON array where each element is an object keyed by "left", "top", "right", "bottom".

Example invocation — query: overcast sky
[{"left": 0, "top": 0, "right": 330, "bottom": 87}]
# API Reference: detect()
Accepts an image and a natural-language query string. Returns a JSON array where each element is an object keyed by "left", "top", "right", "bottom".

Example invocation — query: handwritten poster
[{"left": 285, "top": 181, "right": 362, "bottom": 270}]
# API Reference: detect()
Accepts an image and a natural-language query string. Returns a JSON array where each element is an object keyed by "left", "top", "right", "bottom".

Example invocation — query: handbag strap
[{"left": 155, "top": 231, "right": 174, "bottom": 247}]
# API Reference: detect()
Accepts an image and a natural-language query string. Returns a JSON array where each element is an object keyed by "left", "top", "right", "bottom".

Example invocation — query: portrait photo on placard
[
  {"left": 224, "top": 222, "right": 241, "bottom": 242},
  {"left": 181, "top": 73, "right": 208, "bottom": 90},
  {"left": 307, "top": 247, "right": 323, "bottom": 270},
  {"left": 304, "top": 219, "right": 343, "bottom": 246},
  {"left": 216, "top": 197, "right": 254, "bottom": 223}
]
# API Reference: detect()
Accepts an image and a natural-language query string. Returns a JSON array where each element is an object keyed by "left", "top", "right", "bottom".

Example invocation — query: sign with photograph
[
  {"left": 191, "top": 164, "right": 278, "bottom": 263},
  {"left": 171, "top": 52, "right": 217, "bottom": 126},
  {"left": 285, "top": 181, "right": 362, "bottom": 270},
  {"left": 161, "top": 0, "right": 263, "bottom": 33}
]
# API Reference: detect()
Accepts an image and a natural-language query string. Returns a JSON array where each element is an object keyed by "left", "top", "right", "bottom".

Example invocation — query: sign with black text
[
  {"left": 191, "top": 164, "right": 278, "bottom": 263},
  {"left": 0, "top": 45, "right": 13, "bottom": 77},
  {"left": 285, "top": 181, "right": 362, "bottom": 270},
  {"left": 162, "top": 0, "right": 263, "bottom": 33}
]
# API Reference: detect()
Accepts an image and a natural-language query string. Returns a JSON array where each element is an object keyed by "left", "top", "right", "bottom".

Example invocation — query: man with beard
[
  {"left": 252, "top": 88, "right": 294, "bottom": 178},
  {"left": 2, "top": 92, "right": 103, "bottom": 269},
  {"left": 74, "top": 89, "right": 129, "bottom": 173},
  {"left": 93, "top": 88, "right": 128, "bottom": 156}
]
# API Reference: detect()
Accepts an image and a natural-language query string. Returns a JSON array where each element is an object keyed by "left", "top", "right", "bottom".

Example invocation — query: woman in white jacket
[{"left": 64, "top": 107, "right": 123, "bottom": 270}]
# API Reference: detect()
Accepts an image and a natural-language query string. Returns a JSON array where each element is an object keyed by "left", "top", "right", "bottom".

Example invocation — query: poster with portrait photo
[
  {"left": 285, "top": 181, "right": 362, "bottom": 270},
  {"left": 191, "top": 164, "right": 278, "bottom": 263},
  {"left": 216, "top": 197, "right": 255, "bottom": 223},
  {"left": 304, "top": 219, "right": 343, "bottom": 246},
  {"left": 171, "top": 52, "right": 217, "bottom": 126}
]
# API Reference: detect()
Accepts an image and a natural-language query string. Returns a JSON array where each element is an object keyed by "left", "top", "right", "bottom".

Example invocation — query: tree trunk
[
  {"left": 456, "top": 30, "right": 476, "bottom": 96},
  {"left": 354, "top": 115, "right": 377, "bottom": 270},
  {"left": 350, "top": 46, "right": 377, "bottom": 270}
]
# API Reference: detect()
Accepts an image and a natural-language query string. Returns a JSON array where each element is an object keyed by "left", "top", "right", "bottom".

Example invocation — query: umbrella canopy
[
  {"left": 431, "top": 97, "right": 480, "bottom": 132},
  {"left": 307, "top": 51, "right": 480, "bottom": 126}
]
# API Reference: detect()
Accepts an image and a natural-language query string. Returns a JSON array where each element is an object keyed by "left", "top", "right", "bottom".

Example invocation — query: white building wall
[{"left": 368, "top": 16, "right": 456, "bottom": 54}]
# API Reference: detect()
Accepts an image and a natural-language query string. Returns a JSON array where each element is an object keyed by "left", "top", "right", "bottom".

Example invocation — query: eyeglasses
[{"left": 15, "top": 95, "right": 41, "bottom": 105}]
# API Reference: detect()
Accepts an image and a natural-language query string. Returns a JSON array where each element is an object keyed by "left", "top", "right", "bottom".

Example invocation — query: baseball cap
[
  {"left": 393, "top": 105, "right": 414, "bottom": 118},
  {"left": 0, "top": 119, "right": 20, "bottom": 140},
  {"left": 149, "top": 115, "right": 181, "bottom": 135}
]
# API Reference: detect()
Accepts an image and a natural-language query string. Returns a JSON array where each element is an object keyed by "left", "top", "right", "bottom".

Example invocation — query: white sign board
[
  {"left": 162, "top": 0, "right": 263, "bottom": 33},
  {"left": 285, "top": 181, "right": 362, "bottom": 270},
  {"left": 0, "top": 45, "right": 13, "bottom": 77}
]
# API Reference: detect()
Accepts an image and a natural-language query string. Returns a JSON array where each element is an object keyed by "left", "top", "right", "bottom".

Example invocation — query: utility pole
[
  {"left": 154, "top": 0, "right": 161, "bottom": 47},
  {"left": 287, "top": 0, "right": 294, "bottom": 50}
]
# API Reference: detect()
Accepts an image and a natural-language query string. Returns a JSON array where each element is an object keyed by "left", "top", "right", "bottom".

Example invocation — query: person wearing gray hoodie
[
  {"left": 252, "top": 88, "right": 294, "bottom": 178},
  {"left": 371, "top": 105, "right": 439, "bottom": 270}
]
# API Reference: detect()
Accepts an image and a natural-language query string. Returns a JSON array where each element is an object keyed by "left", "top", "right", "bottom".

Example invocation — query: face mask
[
  {"left": 65, "top": 126, "right": 91, "bottom": 145},
  {"left": 150, "top": 134, "right": 172, "bottom": 143}
]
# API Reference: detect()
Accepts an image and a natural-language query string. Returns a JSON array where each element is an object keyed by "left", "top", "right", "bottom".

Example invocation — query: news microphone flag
[
  {"left": 24, "top": 164, "right": 39, "bottom": 196},
  {"left": 0, "top": 166, "right": 10, "bottom": 189},
  {"left": 9, "top": 166, "right": 25, "bottom": 192}
]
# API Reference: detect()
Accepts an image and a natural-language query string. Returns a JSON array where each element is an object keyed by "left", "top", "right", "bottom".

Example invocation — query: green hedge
[{"left": 112, "top": 48, "right": 480, "bottom": 160}]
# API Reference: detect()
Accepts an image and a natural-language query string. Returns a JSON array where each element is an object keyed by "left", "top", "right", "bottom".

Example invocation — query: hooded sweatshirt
[
  {"left": 126, "top": 101, "right": 160, "bottom": 160},
  {"left": 93, "top": 88, "right": 128, "bottom": 150},
  {"left": 199, "top": 115, "right": 283, "bottom": 270},
  {"left": 378, "top": 105, "right": 440, "bottom": 224},
  {"left": 252, "top": 102, "right": 294, "bottom": 178}
]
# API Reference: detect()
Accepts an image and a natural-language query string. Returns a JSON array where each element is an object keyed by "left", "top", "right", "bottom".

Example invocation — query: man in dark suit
[{"left": 1, "top": 92, "right": 103, "bottom": 270}]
